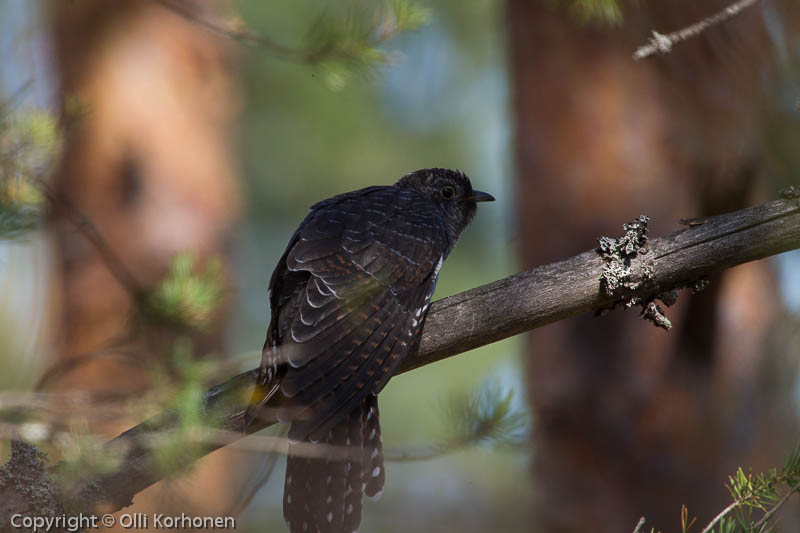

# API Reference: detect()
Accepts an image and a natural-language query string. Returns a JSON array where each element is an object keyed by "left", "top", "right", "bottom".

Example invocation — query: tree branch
[
  {"left": 27, "top": 197, "right": 800, "bottom": 513},
  {"left": 633, "top": 0, "right": 761, "bottom": 60}
]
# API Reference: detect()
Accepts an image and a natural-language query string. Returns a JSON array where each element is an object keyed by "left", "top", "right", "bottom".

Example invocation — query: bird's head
[{"left": 396, "top": 168, "right": 494, "bottom": 242}]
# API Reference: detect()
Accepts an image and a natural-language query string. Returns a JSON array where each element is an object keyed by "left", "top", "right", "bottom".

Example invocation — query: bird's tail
[{"left": 284, "top": 395, "right": 384, "bottom": 533}]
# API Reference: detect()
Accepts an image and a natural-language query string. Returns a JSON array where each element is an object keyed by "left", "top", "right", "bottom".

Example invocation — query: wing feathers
[{"left": 292, "top": 306, "right": 410, "bottom": 443}]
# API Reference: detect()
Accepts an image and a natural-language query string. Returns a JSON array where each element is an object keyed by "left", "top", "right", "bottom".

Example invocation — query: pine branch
[
  {"left": 3, "top": 196, "right": 800, "bottom": 516},
  {"left": 155, "top": 0, "right": 430, "bottom": 64},
  {"left": 633, "top": 0, "right": 761, "bottom": 60},
  {"left": 751, "top": 480, "right": 800, "bottom": 530},
  {"left": 700, "top": 501, "right": 741, "bottom": 533},
  {"left": 690, "top": 445, "right": 800, "bottom": 533}
]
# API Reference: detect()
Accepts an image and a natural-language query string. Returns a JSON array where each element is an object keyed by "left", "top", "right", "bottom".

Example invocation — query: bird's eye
[{"left": 439, "top": 186, "right": 456, "bottom": 200}]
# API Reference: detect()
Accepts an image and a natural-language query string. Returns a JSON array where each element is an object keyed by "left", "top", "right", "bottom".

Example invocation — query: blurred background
[{"left": 0, "top": 0, "right": 799, "bottom": 531}]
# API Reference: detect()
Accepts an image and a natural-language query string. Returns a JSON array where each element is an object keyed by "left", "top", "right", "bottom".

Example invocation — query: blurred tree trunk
[
  {"left": 507, "top": 1, "right": 793, "bottom": 530},
  {"left": 48, "top": 0, "right": 243, "bottom": 524}
]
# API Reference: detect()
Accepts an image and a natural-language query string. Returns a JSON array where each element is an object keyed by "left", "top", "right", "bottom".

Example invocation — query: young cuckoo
[{"left": 248, "top": 168, "right": 494, "bottom": 533}]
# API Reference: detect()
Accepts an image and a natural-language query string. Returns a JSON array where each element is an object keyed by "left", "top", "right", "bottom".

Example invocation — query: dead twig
[{"left": 634, "top": 0, "right": 761, "bottom": 60}]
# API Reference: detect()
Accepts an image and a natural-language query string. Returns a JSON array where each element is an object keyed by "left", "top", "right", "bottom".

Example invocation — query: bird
[{"left": 247, "top": 168, "right": 494, "bottom": 533}]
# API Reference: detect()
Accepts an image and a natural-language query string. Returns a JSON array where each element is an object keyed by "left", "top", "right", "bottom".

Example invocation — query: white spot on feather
[
  {"left": 327, "top": 512, "right": 333, "bottom": 523},
  {"left": 300, "top": 312, "right": 315, "bottom": 326},
  {"left": 372, "top": 466, "right": 381, "bottom": 477}
]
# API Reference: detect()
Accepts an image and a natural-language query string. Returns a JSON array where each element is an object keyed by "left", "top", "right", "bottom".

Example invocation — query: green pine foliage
[
  {"left": 144, "top": 252, "right": 226, "bottom": 331},
  {"left": 0, "top": 101, "right": 57, "bottom": 241},
  {"left": 445, "top": 383, "right": 528, "bottom": 449},
  {"left": 151, "top": 339, "right": 223, "bottom": 477},
  {"left": 386, "top": 381, "right": 529, "bottom": 462},
  {"left": 565, "top": 0, "right": 624, "bottom": 24},
  {"left": 298, "top": 0, "right": 433, "bottom": 90},
  {"left": 671, "top": 446, "right": 800, "bottom": 533},
  {"left": 229, "top": 0, "right": 431, "bottom": 90}
]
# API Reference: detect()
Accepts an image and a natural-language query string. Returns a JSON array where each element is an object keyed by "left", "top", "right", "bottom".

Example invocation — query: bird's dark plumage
[{"left": 248, "top": 168, "right": 494, "bottom": 533}]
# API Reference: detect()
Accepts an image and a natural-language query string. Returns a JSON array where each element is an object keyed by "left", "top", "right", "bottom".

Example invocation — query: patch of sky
[
  {"left": 380, "top": 23, "right": 458, "bottom": 132},
  {"left": 0, "top": 0, "right": 53, "bottom": 108},
  {"left": 776, "top": 250, "right": 800, "bottom": 313}
]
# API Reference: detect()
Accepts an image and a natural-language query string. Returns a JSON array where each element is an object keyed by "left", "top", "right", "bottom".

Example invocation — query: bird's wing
[{"left": 272, "top": 187, "right": 447, "bottom": 442}]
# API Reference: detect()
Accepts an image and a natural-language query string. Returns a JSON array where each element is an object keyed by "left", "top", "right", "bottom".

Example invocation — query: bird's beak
[{"left": 459, "top": 190, "right": 495, "bottom": 203}]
